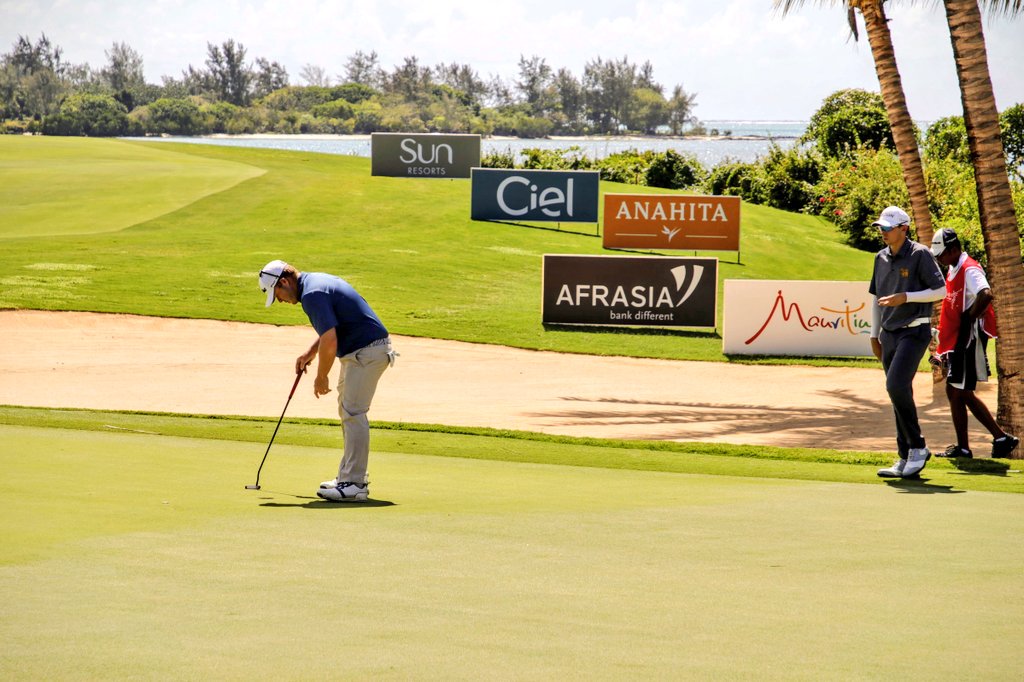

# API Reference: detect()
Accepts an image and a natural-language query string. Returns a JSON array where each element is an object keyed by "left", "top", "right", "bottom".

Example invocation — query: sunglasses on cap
[
  {"left": 876, "top": 222, "right": 906, "bottom": 233},
  {"left": 259, "top": 270, "right": 282, "bottom": 292}
]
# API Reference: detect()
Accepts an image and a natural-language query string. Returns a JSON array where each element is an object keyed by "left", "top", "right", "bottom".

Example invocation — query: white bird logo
[{"left": 661, "top": 225, "right": 681, "bottom": 241}]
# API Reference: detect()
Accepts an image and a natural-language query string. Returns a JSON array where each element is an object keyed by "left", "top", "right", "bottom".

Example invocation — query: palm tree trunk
[
  {"left": 945, "top": 0, "right": 1024, "bottom": 449},
  {"left": 858, "top": 1, "right": 933, "bottom": 244},
  {"left": 857, "top": 2, "right": 945, "bottom": 382}
]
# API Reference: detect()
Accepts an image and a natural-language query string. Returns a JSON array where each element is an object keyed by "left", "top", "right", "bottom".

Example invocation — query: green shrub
[
  {"left": 812, "top": 146, "right": 907, "bottom": 250},
  {"left": 804, "top": 89, "right": 894, "bottom": 158},
  {"left": 480, "top": 147, "right": 517, "bottom": 169},
  {"left": 311, "top": 98, "right": 355, "bottom": 120},
  {"left": 924, "top": 116, "right": 970, "bottom": 164},
  {"left": 329, "top": 83, "right": 377, "bottom": 104},
  {"left": 260, "top": 86, "right": 335, "bottom": 112},
  {"left": 924, "top": 155, "right": 982, "bottom": 257},
  {"left": 513, "top": 114, "right": 553, "bottom": 139},
  {"left": 520, "top": 146, "right": 594, "bottom": 170},
  {"left": 2, "top": 118, "right": 36, "bottom": 134},
  {"left": 43, "top": 93, "right": 130, "bottom": 136},
  {"left": 753, "top": 144, "right": 822, "bottom": 211},
  {"left": 645, "top": 149, "right": 706, "bottom": 189},
  {"left": 1001, "top": 103, "right": 1024, "bottom": 180},
  {"left": 705, "top": 161, "right": 762, "bottom": 200},
  {"left": 352, "top": 100, "right": 383, "bottom": 133},
  {"left": 143, "top": 97, "right": 205, "bottom": 135},
  {"left": 202, "top": 101, "right": 241, "bottom": 134},
  {"left": 596, "top": 149, "right": 657, "bottom": 184}
]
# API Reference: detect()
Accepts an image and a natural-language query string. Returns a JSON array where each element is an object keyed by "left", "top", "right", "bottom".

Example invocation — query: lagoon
[{"left": 124, "top": 120, "right": 807, "bottom": 168}]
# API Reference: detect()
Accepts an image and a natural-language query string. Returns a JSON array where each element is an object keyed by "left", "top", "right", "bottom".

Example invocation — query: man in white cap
[
  {"left": 868, "top": 206, "right": 945, "bottom": 479},
  {"left": 259, "top": 260, "right": 395, "bottom": 501},
  {"left": 929, "top": 228, "right": 1019, "bottom": 459}
]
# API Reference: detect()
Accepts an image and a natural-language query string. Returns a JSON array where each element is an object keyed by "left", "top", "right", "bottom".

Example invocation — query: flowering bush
[{"left": 811, "top": 147, "right": 907, "bottom": 250}]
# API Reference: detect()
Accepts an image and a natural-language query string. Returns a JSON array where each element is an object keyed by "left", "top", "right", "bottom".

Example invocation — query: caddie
[{"left": 929, "top": 228, "right": 1018, "bottom": 459}]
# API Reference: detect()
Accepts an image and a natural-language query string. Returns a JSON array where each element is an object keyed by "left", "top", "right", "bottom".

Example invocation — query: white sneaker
[
  {"left": 319, "top": 478, "right": 338, "bottom": 489},
  {"left": 902, "top": 447, "right": 931, "bottom": 477},
  {"left": 877, "top": 459, "right": 907, "bottom": 478},
  {"left": 317, "top": 481, "right": 369, "bottom": 502}
]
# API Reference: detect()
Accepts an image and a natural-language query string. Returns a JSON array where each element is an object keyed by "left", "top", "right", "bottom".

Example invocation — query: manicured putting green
[
  {"left": 0, "top": 136, "right": 264, "bottom": 239},
  {"left": 2, "top": 424, "right": 1021, "bottom": 678}
]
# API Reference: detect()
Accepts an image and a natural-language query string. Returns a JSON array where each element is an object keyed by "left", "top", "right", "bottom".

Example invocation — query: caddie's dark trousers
[{"left": 879, "top": 324, "right": 931, "bottom": 456}]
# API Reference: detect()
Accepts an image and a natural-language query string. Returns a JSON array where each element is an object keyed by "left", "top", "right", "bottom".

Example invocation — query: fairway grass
[
  {"left": 2, "top": 423, "right": 1023, "bottom": 679},
  {"left": 0, "top": 136, "right": 875, "bottom": 364},
  {"left": 0, "top": 136, "right": 264, "bottom": 239}
]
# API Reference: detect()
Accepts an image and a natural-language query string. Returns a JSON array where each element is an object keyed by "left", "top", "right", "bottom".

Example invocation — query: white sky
[{"left": 2, "top": 0, "right": 1022, "bottom": 121}]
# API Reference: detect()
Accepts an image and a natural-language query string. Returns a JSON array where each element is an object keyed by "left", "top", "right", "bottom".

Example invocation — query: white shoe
[
  {"left": 319, "top": 478, "right": 338, "bottom": 489},
  {"left": 877, "top": 459, "right": 906, "bottom": 478},
  {"left": 317, "top": 481, "right": 369, "bottom": 502},
  {"left": 902, "top": 447, "right": 931, "bottom": 477}
]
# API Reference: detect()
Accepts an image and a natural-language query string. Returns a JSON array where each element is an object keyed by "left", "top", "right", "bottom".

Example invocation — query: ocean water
[{"left": 123, "top": 121, "right": 807, "bottom": 167}]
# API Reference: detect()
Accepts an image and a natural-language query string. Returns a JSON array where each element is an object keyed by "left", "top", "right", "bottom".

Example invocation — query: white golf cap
[
  {"left": 258, "top": 260, "right": 288, "bottom": 307},
  {"left": 871, "top": 206, "right": 911, "bottom": 230}
]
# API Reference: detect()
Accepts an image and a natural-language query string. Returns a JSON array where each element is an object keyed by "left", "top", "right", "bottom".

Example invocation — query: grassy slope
[
  {"left": 0, "top": 136, "right": 874, "bottom": 363},
  {"left": 0, "top": 136, "right": 264, "bottom": 239}
]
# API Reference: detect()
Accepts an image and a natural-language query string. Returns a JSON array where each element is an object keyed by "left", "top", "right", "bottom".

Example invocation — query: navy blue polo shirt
[
  {"left": 299, "top": 272, "right": 388, "bottom": 357},
  {"left": 869, "top": 239, "right": 944, "bottom": 332}
]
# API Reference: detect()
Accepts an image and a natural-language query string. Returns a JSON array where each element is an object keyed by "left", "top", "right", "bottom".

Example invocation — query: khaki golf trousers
[{"left": 336, "top": 338, "right": 394, "bottom": 483}]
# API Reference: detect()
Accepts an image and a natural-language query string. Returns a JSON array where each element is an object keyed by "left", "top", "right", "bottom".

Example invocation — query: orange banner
[{"left": 603, "top": 194, "right": 741, "bottom": 251}]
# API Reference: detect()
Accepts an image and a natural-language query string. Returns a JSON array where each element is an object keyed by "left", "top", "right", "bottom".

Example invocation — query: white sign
[{"left": 723, "top": 280, "right": 874, "bottom": 356}]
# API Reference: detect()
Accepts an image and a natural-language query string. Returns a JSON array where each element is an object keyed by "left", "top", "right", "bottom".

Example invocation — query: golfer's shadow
[
  {"left": 884, "top": 479, "right": 965, "bottom": 494},
  {"left": 260, "top": 497, "right": 397, "bottom": 509}
]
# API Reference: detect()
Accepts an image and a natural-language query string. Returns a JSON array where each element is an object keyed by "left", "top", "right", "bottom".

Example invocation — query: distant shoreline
[{"left": 203, "top": 132, "right": 801, "bottom": 143}]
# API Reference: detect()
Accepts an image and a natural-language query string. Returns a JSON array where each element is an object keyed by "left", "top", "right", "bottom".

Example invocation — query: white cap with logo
[
  {"left": 871, "top": 206, "right": 911, "bottom": 230},
  {"left": 930, "top": 228, "right": 960, "bottom": 257},
  {"left": 258, "top": 260, "right": 287, "bottom": 307}
]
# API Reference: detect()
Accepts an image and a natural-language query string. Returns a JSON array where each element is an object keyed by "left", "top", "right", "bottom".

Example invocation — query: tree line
[{"left": 0, "top": 35, "right": 698, "bottom": 138}]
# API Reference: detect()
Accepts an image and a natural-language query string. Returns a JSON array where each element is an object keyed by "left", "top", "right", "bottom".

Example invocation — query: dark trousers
[{"left": 879, "top": 325, "right": 931, "bottom": 456}]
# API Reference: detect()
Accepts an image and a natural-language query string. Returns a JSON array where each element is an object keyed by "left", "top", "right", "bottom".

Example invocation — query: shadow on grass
[
  {"left": 529, "top": 388, "right": 887, "bottom": 443},
  {"left": 478, "top": 219, "right": 599, "bottom": 238},
  {"left": 260, "top": 498, "right": 397, "bottom": 509},
  {"left": 948, "top": 458, "right": 1013, "bottom": 477},
  {"left": 884, "top": 479, "right": 966, "bottom": 494}
]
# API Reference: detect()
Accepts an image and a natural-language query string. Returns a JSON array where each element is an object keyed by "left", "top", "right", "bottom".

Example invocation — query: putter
[{"left": 246, "top": 369, "right": 304, "bottom": 490}]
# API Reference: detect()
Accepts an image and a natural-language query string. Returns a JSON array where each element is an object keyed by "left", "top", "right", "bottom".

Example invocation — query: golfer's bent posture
[{"left": 259, "top": 260, "right": 395, "bottom": 502}]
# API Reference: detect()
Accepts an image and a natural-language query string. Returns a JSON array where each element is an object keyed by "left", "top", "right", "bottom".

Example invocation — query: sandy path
[{"left": 0, "top": 309, "right": 985, "bottom": 452}]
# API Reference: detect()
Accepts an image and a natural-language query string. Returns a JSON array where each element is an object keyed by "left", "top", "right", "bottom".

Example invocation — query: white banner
[{"left": 723, "top": 280, "right": 874, "bottom": 356}]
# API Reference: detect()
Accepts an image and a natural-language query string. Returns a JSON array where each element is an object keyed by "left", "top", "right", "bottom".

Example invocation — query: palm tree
[
  {"left": 774, "top": 1, "right": 934, "bottom": 243},
  {"left": 775, "top": 1, "right": 944, "bottom": 384},
  {"left": 943, "top": 0, "right": 1024, "bottom": 446}
]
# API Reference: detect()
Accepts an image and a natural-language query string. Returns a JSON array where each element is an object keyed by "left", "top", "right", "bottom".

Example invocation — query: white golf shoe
[
  {"left": 902, "top": 447, "right": 931, "bottom": 477},
  {"left": 317, "top": 481, "right": 369, "bottom": 502},
  {"left": 320, "top": 478, "right": 338, "bottom": 489},
  {"left": 877, "top": 458, "right": 907, "bottom": 478}
]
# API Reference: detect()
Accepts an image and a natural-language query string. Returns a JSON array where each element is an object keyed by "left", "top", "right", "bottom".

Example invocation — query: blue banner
[{"left": 471, "top": 169, "right": 600, "bottom": 223}]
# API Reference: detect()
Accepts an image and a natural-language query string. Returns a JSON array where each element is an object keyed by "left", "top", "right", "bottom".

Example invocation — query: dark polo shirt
[
  {"left": 869, "top": 239, "right": 944, "bottom": 332},
  {"left": 299, "top": 272, "right": 388, "bottom": 357}
]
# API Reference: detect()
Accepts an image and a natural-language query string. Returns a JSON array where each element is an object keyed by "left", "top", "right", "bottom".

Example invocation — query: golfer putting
[{"left": 258, "top": 260, "right": 396, "bottom": 501}]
